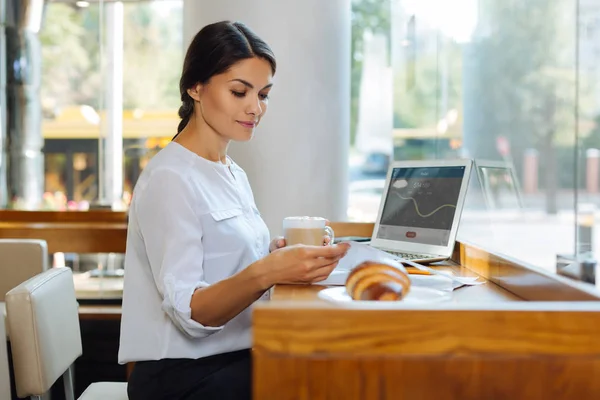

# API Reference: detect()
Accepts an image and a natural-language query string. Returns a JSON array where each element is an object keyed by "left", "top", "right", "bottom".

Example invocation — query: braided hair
[{"left": 173, "top": 21, "right": 276, "bottom": 139}]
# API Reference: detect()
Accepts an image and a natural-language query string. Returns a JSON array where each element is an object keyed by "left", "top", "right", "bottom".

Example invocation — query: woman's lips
[{"left": 237, "top": 121, "right": 256, "bottom": 129}]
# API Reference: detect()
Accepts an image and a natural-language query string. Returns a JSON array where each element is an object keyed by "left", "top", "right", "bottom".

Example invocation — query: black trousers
[{"left": 127, "top": 349, "right": 251, "bottom": 400}]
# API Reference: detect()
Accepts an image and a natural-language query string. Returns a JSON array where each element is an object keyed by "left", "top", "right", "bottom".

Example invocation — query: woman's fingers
[
  {"left": 305, "top": 259, "right": 340, "bottom": 281},
  {"left": 307, "top": 264, "right": 338, "bottom": 282},
  {"left": 304, "top": 243, "right": 349, "bottom": 258},
  {"left": 306, "top": 254, "right": 343, "bottom": 270}
]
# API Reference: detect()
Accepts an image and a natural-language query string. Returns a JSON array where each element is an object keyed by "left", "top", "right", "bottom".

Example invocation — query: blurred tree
[
  {"left": 39, "top": 2, "right": 182, "bottom": 114},
  {"left": 39, "top": 4, "right": 90, "bottom": 112},
  {"left": 393, "top": 42, "right": 463, "bottom": 129},
  {"left": 465, "top": 0, "right": 587, "bottom": 214},
  {"left": 122, "top": 3, "right": 181, "bottom": 110}
]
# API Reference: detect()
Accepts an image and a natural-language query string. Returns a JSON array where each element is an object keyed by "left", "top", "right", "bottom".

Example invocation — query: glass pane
[
  {"left": 39, "top": 1, "right": 103, "bottom": 210},
  {"left": 120, "top": 0, "right": 182, "bottom": 209},
  {"left": 384, "top": 0, "right": 583, "bottom": 273},
  {"left": 577, "top": 0, "right": 600, "bottom": 283},
  {"left": 36, "top": 0, "right": 182, "bottom": 211},
  {"left": 465, "top": 0, "right": 578, "bottom": 271},
  {"left": 348, "top": 0, "right": 393, "bottom": 222}
]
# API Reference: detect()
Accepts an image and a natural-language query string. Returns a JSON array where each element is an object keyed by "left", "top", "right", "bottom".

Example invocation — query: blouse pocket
[
  {"left": 209, "top": 208, "right": 244, "bottom": 222},
  {"left": 203, "top": 208, "right": 245, "bottom": 267}
]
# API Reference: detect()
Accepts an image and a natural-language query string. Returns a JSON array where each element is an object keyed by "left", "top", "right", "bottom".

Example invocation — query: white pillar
[{"left": 184, "top": 0, "right": 351, "bottom": 235}]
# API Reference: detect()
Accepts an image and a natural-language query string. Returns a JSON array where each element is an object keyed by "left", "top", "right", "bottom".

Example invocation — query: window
[
  {"left": 38, "top": 0, "right": 182, "bottom": 210},
  {"left": 350, "top": 0, "right": 600, "bottom": 275},
  {"left": 348, "top": 0, "right": 392, "bottom": 221}
]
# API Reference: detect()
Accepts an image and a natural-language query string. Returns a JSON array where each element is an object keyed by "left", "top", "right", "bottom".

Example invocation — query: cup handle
[{"left": 324, "top": 226, "right": 335, "bottom": 246}]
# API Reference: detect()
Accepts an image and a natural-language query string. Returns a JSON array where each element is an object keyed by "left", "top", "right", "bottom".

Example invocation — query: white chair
[
  {"left": 0, "top": 239, "right": 49, "bottom": 339},
  {"left": 5, "top": 267, "right": 127, "bottom": 400},
  {"left": 0, "top": 312, "right": 11, "bottom": 400}
]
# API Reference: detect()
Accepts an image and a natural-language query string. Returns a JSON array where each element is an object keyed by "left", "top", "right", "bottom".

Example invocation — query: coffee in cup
[{"left": 283, "top": 216, "right": 335, "bottom": 246}]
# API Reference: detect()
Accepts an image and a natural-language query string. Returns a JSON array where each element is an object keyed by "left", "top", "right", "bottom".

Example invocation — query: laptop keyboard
[{"left": 385, "top": 251, "right": 436, "bottom": 261}]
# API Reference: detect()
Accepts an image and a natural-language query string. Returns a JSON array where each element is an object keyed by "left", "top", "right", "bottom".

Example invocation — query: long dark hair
[{"left": 173, "top": 21, "right": 277, "bottom": 138}]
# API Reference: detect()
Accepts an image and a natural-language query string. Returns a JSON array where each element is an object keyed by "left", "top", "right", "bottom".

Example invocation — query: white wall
[{"left": 183, "top": 0, "right": 351, "bottom": 235}]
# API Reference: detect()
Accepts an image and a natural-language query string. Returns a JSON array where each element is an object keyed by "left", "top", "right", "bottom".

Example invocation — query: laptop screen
[{"left": 376, "top": 166, "right": 466, "bottom": 246}]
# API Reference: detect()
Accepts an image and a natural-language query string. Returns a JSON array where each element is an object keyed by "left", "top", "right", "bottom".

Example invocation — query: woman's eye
[
  {"left": 231, "top": 91, "right": 246, "bottom": 98},
  {"left": 259, "top": 93, "right": 269, "bottom": 101}
]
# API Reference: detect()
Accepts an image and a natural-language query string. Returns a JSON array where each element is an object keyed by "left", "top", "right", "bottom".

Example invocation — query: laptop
[
  {"left": 369, "top": 159, "right": 473, "bottom": 264},
  {"left": 474, "top": 159, "right": 523, "bottom": 210}
]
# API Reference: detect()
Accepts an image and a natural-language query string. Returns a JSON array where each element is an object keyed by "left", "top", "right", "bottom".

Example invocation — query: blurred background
[{"left": 2, "top": 0, "right": 600, "bottom": 274}]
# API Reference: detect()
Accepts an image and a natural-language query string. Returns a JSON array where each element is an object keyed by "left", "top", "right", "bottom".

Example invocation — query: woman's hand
[
  {"left": 269, "top": 235, "right": 332, "bottom": 253},
  {"left": 254, "top": 243, "right": 350, "bottom": 288}
]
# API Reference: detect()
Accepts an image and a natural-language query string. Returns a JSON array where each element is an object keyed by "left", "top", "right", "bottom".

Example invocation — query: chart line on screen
[{"left": 393, "top": 192, "right": 457, "bottom": 218}]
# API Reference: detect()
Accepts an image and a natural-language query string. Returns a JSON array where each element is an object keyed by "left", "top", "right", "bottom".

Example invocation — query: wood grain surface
[{"left": 253, "top": 304, "right": 600, "bottom": 399}]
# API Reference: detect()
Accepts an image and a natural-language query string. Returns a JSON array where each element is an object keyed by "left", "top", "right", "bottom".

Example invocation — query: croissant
[{"left": 346, "top": 261, "right": 411, "bottom": 301}]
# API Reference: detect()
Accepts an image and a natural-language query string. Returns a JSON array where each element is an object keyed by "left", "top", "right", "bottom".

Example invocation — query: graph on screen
[
  {"left": 392, "top": 192, "right": 457, "bottom": 218},
  {"left": 380, "top": 176, "right": 462, "bottom": 230}
]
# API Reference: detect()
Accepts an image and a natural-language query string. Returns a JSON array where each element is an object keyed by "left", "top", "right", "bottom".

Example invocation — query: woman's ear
[{"left": 186, "top": 83, "right": 203, "bottom": 102}]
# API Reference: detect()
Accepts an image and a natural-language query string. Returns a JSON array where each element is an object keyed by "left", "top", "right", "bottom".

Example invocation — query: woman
[{"left": 118, "top": 21, "right": 349, "bottom": 400}]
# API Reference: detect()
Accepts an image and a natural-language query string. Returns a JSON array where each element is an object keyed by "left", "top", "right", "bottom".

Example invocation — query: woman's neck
[{"left": 174, "top": 115, "right": 229, "bottom": 164}]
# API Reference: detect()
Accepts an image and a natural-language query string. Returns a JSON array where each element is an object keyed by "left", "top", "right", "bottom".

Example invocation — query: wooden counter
[
  {"left": 272, "top": 262, "right": 521, "bottom": 303},
  {"left": 253, "top": 242, "right": 600, "bottom": 400},
  {"left": 0, "top": 213, "right": 368, "bottom": 255},
  {"left": 253, "top": 302, "right": 600, "bottom": 400},
  {"left": 0, "top": 210, "right": 127, "bottom": 254}
]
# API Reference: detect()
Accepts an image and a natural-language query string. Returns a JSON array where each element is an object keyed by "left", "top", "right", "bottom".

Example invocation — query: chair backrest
[
  {"left": 0, "top": 311, "right": 10, "bottom": 400},
  {"left": 0, "top": 239, "right": 48, "bottom": 301},
  {"left": 5, "top": 267, "right": 82, "bottom": 398}
]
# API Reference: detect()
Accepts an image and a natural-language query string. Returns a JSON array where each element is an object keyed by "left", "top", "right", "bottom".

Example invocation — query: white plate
[
  {"left": 313, "top": 270, "right": 349, "bottom": 286},
  {"left": 315, "top": 270, "right": 456, "bottom": 292},
  {"left": 317, "top": 286, "right": 451, "bottom": 305}
]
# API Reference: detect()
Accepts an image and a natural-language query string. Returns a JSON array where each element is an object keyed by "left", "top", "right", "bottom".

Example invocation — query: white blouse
[{"left": 118, "top": 142, "right": 271, "bottom": 364}]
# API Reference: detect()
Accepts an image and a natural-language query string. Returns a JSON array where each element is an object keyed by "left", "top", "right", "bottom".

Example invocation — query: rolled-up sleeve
[{"left": 134, "top": 167, "right": 223, "bottom": 338}]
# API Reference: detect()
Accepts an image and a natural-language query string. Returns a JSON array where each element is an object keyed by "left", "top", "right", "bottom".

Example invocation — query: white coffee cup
[{"left": 283, "top": 216, "right": 335, "bottom": 246}]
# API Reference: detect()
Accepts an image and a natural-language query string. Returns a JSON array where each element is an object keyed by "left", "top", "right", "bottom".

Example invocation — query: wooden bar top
[
  {"left": 250, "top": 233, "right": 600, "bottom": 400},
  {"left": 254, "top": 284, "right": 600, "bottom": 400},
  {"left": 253, "top": 302, "right": 600, "bottom": 400},
  {"left": 272, "top": 262, "right": 521, "bottom": 303}
]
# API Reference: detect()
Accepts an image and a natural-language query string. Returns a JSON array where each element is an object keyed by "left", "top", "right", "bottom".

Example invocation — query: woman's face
[{"left": 191, "top": 57, "right": 273, "bottom": 142}]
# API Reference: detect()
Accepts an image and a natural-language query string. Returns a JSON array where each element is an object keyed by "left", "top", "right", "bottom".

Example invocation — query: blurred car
[{"left": 360, "top": 152, "right": 390, "bottom": 175}]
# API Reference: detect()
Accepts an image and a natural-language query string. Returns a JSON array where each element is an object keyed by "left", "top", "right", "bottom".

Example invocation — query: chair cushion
[
  {"left": 6, "top": 267, "right": 82, "bottom": 398},
  {"left": 79, "top": 382, "right": 128, "bottom": 400}
]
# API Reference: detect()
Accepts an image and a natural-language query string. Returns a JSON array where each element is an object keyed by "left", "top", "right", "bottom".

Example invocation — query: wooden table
[
  {"left": 0, "top": 210, "right": 127, "bottom": 254},
  {"left": 253, "top": 247, "right": 600, "bottom": 400},
  {"left": 272, "top": 263, "right": 520, "bottom": 303},
  {"left": 78, "top": 305, "right": 123, "bottom": 321}
]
